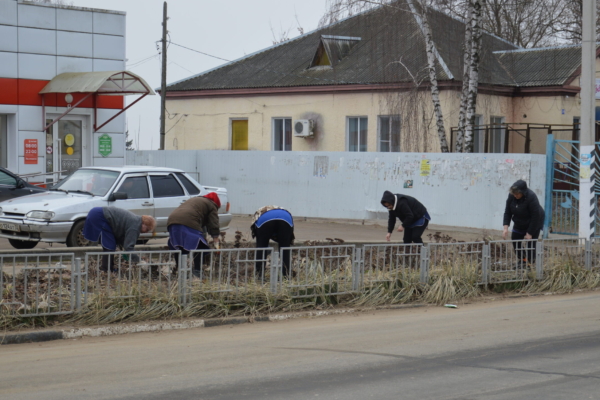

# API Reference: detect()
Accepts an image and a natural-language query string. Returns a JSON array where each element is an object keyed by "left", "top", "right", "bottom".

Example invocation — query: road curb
[
  {"left": 0, "top": 304, "right": 427, "bottom": 345},
  {"left": 1, "top": 330, "right": 63, "bottom": 345}
]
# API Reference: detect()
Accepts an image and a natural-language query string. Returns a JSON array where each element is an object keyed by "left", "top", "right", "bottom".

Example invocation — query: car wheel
[
  {"left": 8, "top": 239, "right": 38, "bottom": 250},
  {"left": 67, "top": 219, "right": 91, "bottom": 247}
]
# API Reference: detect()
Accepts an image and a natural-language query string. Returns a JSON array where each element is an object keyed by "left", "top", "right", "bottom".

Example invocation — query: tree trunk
[
  {"left": 463, "top": 0, "right": 483, "bottom": 153},
  {"left": 455, "top": 2, "right": 474, "bottom": 153},
  {"left": 409, "top": 0, "right": 450, "bottom": 153}
]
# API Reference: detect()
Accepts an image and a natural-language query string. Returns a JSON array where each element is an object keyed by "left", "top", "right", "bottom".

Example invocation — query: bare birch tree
[
  {"left": 454, "top": 2, "right": 473, "bottom": 152},
  {"left": 461, "top": 0, "right": 484, "bottom": 153},
  {"left": 554, "top": 0, "right": 600, "bottom": 43},
  {"left": 321, "top": 0, "right": 486, "bottom": 153},
  {"left": 406, "top": 0, "right": 450, "bottom": 152},
  {"left": 433, "top": 0, "right": 584, "bottom": 48}
]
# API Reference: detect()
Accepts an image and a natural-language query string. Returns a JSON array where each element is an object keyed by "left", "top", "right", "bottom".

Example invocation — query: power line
[{"left": 170, "top": 42, "right": 232, "bottom": 63}]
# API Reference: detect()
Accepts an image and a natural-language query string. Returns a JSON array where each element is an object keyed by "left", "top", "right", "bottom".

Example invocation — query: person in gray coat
[{"left": 83, "top": 207, "right": 156, "bottom": 272}]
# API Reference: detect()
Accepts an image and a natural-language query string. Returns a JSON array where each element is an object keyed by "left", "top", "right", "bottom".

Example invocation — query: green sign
[{"left": 98, "top": 134, "right": 112, "bottom": 157}]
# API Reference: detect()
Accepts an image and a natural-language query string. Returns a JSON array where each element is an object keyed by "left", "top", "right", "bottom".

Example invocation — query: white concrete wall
[{"left": 127, "top": 150, "right": 546, "bottom": 230}]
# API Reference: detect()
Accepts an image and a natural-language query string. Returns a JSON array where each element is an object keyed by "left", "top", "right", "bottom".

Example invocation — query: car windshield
[{"left": 53, "top": 169, "right": 120, "bottom": 196}]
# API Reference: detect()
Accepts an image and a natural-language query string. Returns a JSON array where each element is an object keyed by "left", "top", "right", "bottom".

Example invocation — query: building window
[
  {"left": 472, "top": 115, "right": 484, "bottom": 153},
  {"left": 378, "top": 116, "right": 400, "bottom": 152},
  {"left": 273, "top": 118, "right": 292, "bottom": 151},
  {"left": 490, "top": 116, "right": 505, "bottom": 153},
  {"left": 231, "top": 120, "right": 248, "bottom": 150},
  {"left": 348, "top": 117, "right": 368, "bottom": 152}
]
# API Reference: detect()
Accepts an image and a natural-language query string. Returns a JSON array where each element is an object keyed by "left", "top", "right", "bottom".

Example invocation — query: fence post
[
  {"left": 420, "top": 245, "right": 429, "bottom": 284},
  {"left": 585, "top": 239, "right": 592, "bottom": 270},
  {"left": 482, "top": 244, "right": 490, "bottom": 285},
  {"left": 74, "top": 257, "right": 82, "bottom": 311},
  {"left": 179, "top": 254, "right": 188, "bottom": 306},
  {"left": 352, "top": 247, "right": 363, "bottom": 291},
  {"left": 535, "top": 240, "right": 544, "bottom": 280},
  {"left": 543, "top": 134, "right": 555, "bottom": 238},
  {"left": 270, "top": 250, "right": 280, "bottom": 294}
]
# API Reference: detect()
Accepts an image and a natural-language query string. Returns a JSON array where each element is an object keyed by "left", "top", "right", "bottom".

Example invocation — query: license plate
[{"left": 0, "top": 223, "right": 20, "bottom": 232}]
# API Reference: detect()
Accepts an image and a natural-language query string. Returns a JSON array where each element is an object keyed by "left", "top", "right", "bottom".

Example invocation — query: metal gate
[{"left": 544, "top": 134, "right": 600, "bottom": 236}]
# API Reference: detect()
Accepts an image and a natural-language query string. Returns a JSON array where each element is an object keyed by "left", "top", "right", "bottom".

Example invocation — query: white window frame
[
  {"left": 346, "top": 116, "right": 368, "bottom": 152},
  {"left": 490, "top": 116, "right": 505, "bottom": 153},
  {"left": 377, "top": 115, "right": 401, "bottom": 152},
  {"left": 471, "top": 114, "right": 484, "bottom": 153},
  {"left": 272, "top": 117, "right": 292, "bottom": 151}
]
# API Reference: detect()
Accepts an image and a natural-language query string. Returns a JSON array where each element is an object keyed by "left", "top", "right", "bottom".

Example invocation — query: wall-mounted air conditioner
[{"left": 293, "top": 119, "right": 314, "bottom": 137}]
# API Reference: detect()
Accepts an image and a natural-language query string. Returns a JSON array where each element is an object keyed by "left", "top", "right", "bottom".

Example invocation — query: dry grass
[{"left": 4, "top": 241, "right": 600, "bottom": 332}]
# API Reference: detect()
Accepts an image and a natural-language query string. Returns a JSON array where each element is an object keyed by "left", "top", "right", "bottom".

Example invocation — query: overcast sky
[{"left": 70, "top": 0, "right": 327, "bottom": 150}]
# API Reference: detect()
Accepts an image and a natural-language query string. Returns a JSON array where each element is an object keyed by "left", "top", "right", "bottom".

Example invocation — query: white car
[{"left": 0, "top": 166, "right": 232, "bottom": 249}]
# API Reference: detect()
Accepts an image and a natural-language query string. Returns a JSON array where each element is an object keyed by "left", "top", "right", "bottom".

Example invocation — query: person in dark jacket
[
  {"left": 380, "top": 191, "right": 431, "bottom": 244},
  {"left": 502, "top": 180, "right": 545, "bottom": 265},
  {"left": 167, "top": 192, "right": 221, "bottom": 277},
  {"left": 251, "top": 206, "right": 295, "bottom": 278},
  {"left": 83, "top": 207, "right": 156, "bottom": 272}
]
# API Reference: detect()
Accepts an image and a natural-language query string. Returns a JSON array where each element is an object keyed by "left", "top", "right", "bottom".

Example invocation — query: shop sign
[
  {"left": 24, "top": 139, "right": 38, "bottom": 164},
  {"left": 98, "top": 134, "right": 112, "bottom": 157}
]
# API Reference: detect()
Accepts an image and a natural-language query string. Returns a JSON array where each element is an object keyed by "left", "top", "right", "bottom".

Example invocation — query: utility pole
[
  {"left": 579, "top": 0, "right": 597, "bottom": 239},
  {"left": 159, "top": 1, "right": 168, "bottom": 150}
]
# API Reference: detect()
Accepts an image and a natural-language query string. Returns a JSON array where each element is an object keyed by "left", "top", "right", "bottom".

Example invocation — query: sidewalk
[{"left": 226, "top": 214, "right": 504, "bottom": 243}]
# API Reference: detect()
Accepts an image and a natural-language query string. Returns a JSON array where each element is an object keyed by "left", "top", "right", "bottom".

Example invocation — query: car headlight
[{"left": 26, "top": 211, "right": 55, "bottom": 220}]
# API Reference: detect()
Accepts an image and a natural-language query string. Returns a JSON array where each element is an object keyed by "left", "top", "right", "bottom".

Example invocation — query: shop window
[{"left": 0, "top": 115, "right": 7, "bottom": 168}]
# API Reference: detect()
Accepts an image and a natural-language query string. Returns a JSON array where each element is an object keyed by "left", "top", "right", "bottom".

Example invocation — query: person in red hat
[{"left": 167, "top": 192, "right": 221, "bottom": 277}]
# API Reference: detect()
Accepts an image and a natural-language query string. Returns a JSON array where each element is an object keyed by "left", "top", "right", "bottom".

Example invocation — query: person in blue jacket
[
  {"left": 84, "top": 207, "right": 156, "bottom": 272},
  {"left": 380, "top": 190, "right": 431, "bottom": 244},
  {"left": 251, "top": 206, "right": 295, "bottom": 278}
]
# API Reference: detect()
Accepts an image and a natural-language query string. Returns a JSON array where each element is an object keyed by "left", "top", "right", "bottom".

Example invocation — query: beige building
[{"left": 163, "top": 1, "right": 598, "bottom": 155}]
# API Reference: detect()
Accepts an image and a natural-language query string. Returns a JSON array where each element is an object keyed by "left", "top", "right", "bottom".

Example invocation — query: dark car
[{"left": 0, "top": 167, "right": 47, "bottom": 202}]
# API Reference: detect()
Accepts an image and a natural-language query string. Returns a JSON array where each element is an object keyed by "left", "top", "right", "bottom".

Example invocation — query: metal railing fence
[
  {"left": 82, "top": 250, "right": 180, "bottom": 307},
  {"left": 488, "top": 240, "right": 540, "bottom": 284},
  {"left": 361, "top": 244, "right": 423, "bottom": 290},
  {"left": 280, "top": 245, "right": 356, "bottom": 298},
  {"left": 185, "top": 247, "right": 276, "bottom": 299},
  {"left": 428, "top": 242, "right": 486, "bottom": 285},
  {"left": 542, "top": 238, "right": 586, "bottom": 271},
  {"left": 4, "top": 239, "right": 600, "bottom": 317},
  {"left": 0, "top": 254, "right": 75, "bottom": 317}
]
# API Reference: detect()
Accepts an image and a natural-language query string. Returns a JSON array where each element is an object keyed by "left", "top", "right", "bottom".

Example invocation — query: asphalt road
[{"left": 2, "top": 292, "right": 600, "bottom": 399}]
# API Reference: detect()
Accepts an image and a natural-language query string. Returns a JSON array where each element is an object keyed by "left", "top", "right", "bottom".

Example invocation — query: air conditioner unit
[{"left": 293, "top": 119, "right": 314, "bottom": 137}]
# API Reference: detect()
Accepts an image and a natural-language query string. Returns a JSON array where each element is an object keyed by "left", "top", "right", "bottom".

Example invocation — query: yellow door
[{"left": 231, "top": 120, "right": 248, "bottom": 150}]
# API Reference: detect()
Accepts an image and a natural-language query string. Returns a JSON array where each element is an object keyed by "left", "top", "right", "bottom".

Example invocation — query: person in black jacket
[
  {"left": 502, "top": 180, "right": 545, "bottom": 265},
  {"left": 380, "top": 190, "right": 431, "bottom": 244}
]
